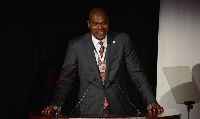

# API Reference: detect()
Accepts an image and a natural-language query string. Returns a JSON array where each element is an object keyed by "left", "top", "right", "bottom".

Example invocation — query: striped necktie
[
  {"left": 98, "top": 41, "right": 105, "bottom": 58},
  {"left": 98, "top": 41, "right": 108, "bottom": 109}
]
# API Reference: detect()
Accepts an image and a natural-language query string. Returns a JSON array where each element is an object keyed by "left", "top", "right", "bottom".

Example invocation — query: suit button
[{"left": 101, "top": 103, "right": 103, "bottom": 105}]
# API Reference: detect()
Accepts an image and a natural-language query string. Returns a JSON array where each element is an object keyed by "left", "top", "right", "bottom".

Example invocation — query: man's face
[{"left": 88, "top": 12, "right": 109, "bottom": 40}]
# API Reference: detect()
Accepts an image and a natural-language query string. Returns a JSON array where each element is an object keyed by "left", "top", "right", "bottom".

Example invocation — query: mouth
[{"left": 97, "top": 30, "right": 105, "bottom": 36}]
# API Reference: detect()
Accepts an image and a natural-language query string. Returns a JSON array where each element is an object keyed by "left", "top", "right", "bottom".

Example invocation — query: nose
[{"left": 98, "top": 24, "right": 103, "bottom": 29}]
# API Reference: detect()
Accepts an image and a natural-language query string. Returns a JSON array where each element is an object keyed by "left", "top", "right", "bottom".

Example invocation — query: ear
[{"left": 87, "top": 21, "right": 90, "bottom": 28}]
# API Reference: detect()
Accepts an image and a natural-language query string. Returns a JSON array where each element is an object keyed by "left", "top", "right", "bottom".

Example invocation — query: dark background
[{"left": 1, "top": 1, "right": 159, "bottom": 118}]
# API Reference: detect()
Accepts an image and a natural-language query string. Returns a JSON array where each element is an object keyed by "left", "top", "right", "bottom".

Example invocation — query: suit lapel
[
  {"left": 82, "top": 32, "right": 117, "bottom": 88},
  {"left": 82, "top": 33, "right": 102, "bottom": 84},
  {"left": 105, "top": 32, "right": 117, "bottom": 88}
]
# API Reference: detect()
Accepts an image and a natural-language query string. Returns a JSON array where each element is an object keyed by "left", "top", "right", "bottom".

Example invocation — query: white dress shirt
[{"left": 91, "top": 34, "right": 107, "bottom": 64}]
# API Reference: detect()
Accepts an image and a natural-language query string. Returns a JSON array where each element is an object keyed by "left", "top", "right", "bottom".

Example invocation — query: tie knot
[{"left": 98, "top": 41, "right": 103, "bottom": 46}]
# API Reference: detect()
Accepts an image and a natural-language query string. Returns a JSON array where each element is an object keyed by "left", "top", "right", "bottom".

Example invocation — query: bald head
[{"left": 88, "top": 7, "right": 109, "bottom": 21}]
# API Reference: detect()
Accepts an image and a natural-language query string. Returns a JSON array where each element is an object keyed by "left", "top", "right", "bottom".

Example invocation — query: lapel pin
[{"left": 113, "top": 41, "right": 115, "bottom": 43}]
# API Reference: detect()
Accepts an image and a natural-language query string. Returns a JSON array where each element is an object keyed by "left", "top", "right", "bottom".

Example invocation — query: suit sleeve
[
  {"left": 125, "top": 35, "right": 158, "bottom": 107},
  {"left": 51, "top": 40, "right": 78, "bottom": 106}
]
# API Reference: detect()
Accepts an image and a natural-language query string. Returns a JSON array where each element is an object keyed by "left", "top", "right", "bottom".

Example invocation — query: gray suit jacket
[{"left": 52, "top": 31, "right": 157, "bottom": 114}]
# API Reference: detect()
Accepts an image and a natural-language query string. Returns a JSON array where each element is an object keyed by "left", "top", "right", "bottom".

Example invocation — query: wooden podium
[{"left": 28, "top": 109, "right": 181, "bottom": 119}]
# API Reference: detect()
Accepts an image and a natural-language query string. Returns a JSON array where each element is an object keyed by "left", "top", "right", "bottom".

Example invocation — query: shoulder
[
  {"left": 69, "top": 32, "right": 91, "bottom": 45},
  {"left": 109, "top": 30, "right": 131, "bottom": 44},
  {"left": 110, "top": 30, "right": 130, "bottom": 38}
]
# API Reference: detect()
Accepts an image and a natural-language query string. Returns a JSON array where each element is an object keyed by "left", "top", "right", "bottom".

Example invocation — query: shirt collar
[{"left": 92, "top": 34, "right": 107, "bottom": 46}]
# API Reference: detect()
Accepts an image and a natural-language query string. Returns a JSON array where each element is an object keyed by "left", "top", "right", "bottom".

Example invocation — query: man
[{"left": 42, "top": 7, "right": 164, "bottom": 114}]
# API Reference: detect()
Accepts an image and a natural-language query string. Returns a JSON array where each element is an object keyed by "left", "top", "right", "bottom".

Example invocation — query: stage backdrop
[{"left": 157, "top": 0, "right": 200, "bottom": 119}]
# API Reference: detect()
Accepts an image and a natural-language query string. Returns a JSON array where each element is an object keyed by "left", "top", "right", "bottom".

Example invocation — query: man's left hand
[{"left": 147, "top": 103, "right": 164, "bottom": 113}]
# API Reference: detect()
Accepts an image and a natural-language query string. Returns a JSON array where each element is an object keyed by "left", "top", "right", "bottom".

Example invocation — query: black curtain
[{"left": 1, "top": 1, "right": 159, "bottom": 118}]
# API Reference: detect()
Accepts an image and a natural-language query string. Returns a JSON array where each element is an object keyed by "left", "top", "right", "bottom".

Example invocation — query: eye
[
  {"left": 92, "top": 23, "right": 97, "bottom": 26},
  {"left": 102, "top": 22, "right": 107, "bottom": 25}
]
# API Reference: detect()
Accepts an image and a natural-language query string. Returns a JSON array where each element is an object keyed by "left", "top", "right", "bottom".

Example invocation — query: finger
[
  {"left": 42, "top": 106, "right": 54, "bottom": 114},
  {"left": 45, "top": 107, "right": 50, "bottom": 113},
  {"left": 157, "top": 105, "right": 164, "bottom": 112},
  {"left": 154, "top": 105, "right": 164, "bottom": 113},
  {"left": 156, "top": 105, "right": 161, "bottom": 112},
  {"left": 152, "top": 104, "right": 159, "bottom": 113},
  {"left": 147, "top": 105, "right": 153, "bottom": 113},
  {"left": 151, "top": 104, "right": 156, "bottom": 112},
  {"left": 45, "top": 110, "right": 49, "bottom": 113},
  {"left": 42, "top": 107, "right": 48, "bottom": 113},
  {"left": 48, "top": 107, "right": 54, "bottom": 113},
  {"left": 153, "top": 105, "right": 156, "bottom": 113},
  {"left": 160, "top": 107, "right": 164, "bottom": 112}
]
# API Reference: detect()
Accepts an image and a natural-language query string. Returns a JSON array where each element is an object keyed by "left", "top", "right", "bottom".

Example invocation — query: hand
[
  {"left": 42, "top": 105, "right": 61, "bottom": 114},
  {"left": 147, "top": 103, "right": 164, "bottom": 113}
]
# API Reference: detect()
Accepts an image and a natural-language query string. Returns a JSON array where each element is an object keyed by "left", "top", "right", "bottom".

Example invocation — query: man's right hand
[{"left": 42, "top": 105, "right": 61, "bottom": 114}]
